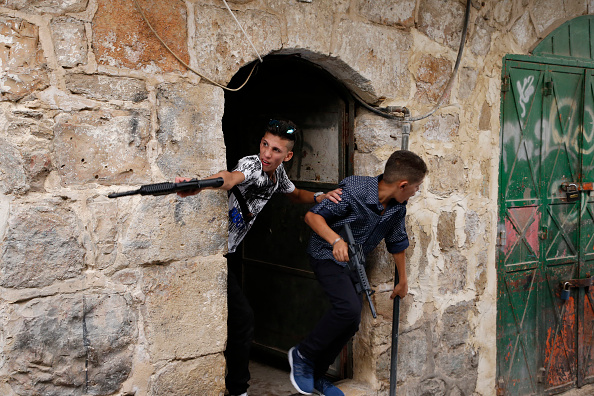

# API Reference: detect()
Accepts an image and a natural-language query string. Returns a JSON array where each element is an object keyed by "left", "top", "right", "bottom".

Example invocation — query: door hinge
[
  {"left": 543, "top": 78, "right": 553, "bottom": 96},
  {"left": 537, "top": 367, "right": 546, "bottom": 383},
  {"left": 496, "top": 378, "right": 506, "bottom": 395},
  {"left": 502, "top": 75, "right": 510, "bottom": 92},
  {"left": 497, "top": 229, "right": 506, "bottom": 247}
]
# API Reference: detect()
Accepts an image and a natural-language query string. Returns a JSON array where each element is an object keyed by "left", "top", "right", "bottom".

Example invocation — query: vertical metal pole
[
  {"left": 389, "top": 274, "right": 401, "bottom": 396},
  {"left": 389, "top": 120, "right": 410, "bottom": 396}
]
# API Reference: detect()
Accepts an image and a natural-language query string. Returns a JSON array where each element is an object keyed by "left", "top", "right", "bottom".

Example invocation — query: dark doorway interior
[{"left": 222, "top": 55, "right": 354, "bottom": 378}]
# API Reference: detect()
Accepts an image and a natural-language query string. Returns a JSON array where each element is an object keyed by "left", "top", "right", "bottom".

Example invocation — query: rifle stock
[
  {"left": 108, "top": 177, "right": 224, "bottom": 198},
  {"left": 339, "top": 223, "right": 377, "bottom": 319}
]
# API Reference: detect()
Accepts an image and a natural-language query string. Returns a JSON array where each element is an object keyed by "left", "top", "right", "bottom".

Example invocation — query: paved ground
[{"left": 249, "top": 360, "right": 594, "bottom": 396}]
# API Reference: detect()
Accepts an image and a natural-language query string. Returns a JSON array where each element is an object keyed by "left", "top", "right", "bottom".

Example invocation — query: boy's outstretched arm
[
  {"left": 286, "top": 188, "right": 343, "bottom": 204},
  {"left": 304, "top": 212, "right": 349, "bottom": 262},
  {"left": 390, "top": 250, "right": 408, "bottom": 299},
  {"left": 175, "top": 170, "right": 246, "bottom": 197}
]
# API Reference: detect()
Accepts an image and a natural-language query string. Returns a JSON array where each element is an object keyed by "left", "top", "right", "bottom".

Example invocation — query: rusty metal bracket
[{"left": 561, "top": 275, "right": 594, "bottom": 289}]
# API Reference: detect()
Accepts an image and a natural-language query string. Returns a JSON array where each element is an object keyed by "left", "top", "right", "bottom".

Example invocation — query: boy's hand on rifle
[
  {"left": 175, "top": 177, "right": 202, "bottom": 197},
  {"left": 323, "top": 188, "right": 343, "bottom": 203},
  {"left": 332, "top": 238, "right": 349, "bottom": 262},
  {"left": 390, "top": 281, "right": 408, "bottom": 299}
]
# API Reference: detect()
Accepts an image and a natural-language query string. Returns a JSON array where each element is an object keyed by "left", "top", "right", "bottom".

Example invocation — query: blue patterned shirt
[{"left": 306, "top": 175, "right": 409, "bottom": 265}]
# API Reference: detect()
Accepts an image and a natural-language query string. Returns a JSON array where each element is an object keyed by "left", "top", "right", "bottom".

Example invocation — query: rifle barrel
[{"left": 107, "top": 177, "right": 224, "bottom": 198}]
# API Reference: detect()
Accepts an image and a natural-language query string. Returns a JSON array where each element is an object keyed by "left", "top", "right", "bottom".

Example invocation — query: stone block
[
  {"left": 437, "top": 211, "right": 456, "bottom": 251},
  {"left": 416, "top": 222, "right": 432, "bottom": 275},
  {"left": 0, "top": 138, "right": 28, "bottom": 194},
  {"left": 87, "top": 197, "right": 118, "bottom": 270},
  {"left": 441, "top": 300, "right": 475, "bottom": 349},
  {"left": 427, "top": 154, "right": 468, "bottom": 197},
  {"left": 192, "top": 4, "right": 282, "bottom": 83},
  {"left": 435, "top": 346, "right": 478, "bottom": 394},
  {"left": 37, "top": 86, "right": 99, "bottom": 111},
  {"left": 422, "top": 113, "right": 459, "bottom": 142},
  {"left": 51, "top": 17, "right": 87, "bottom": 68},
  {"left": 354, "top": 111, "right": 402, "bottom": 153},
  {"left": 3, "top": 292, "right": 135, "bottom": 395},
  {"left": 479, "top": 100, "right": 491, "bottom": 130},
  {"left": 120, "top": 192, "right": 227, "bottom": 265},
  {"left": 418, "top": 0, "right": 465, "bottom": 49},
  {"left": 475, "top": 249, "right": 488, "bottom": 296},
  {"left": 470, "top": 17, "right": 494, "bottom": 57},
  {"left": 0, "top": 201, "right": 85, "bottom": 289},
  {"left": 438, "top": 250, "right": 467, "bottom": 294},
  {"left": 53, "top": 109, "right": 152, "bottom": 185},
  {"left": 378, "top": 326, "right": 429, "bottom": 382},
  {"left": 334, "top": 18, "right": 411, "bottom": 99},
  {"left": 93, "top": 0, "right": 188, "bottom": 73},
  {"left": 418, "top": 377, "right": 447, "bottom": 396},
  {"left": 0, "top": 0, "right": 88, "bottom": 14},
  {"left": 268, "top": 0, "right": 348, "bottom": 54},
  {"left": 367, "top": 242, "right": 392, "bottom": 284},
  {"left": 149, "top": 354, "right": 226, "bottom": 395},
  {"left": 354, "top": 151, "right": 380, "bottom": 177},
  {"left": 156, "top": 82, "right": 226, "bottom": 178},
  {"left": 493, "top": 0, "right": 513, "bottom": 25},
  {"left": 66, "top": 74, "right": 148, "bottom": 102},
  {"left": 0, "top": 17, "right": 49, "bottom": 101},
  {"left": 358, "top": 0, "right": 415, "bottom": 28},
  {"left": 6, "top": 109, "right": 54, "bottom": 139},
  {"left": 464, "top": 210, "right": 481, "bottom": 245},
  {"left": 511, "top": 11, "right": 537, "bottom": 50},
  {"left": 23, "top": 151, "right": 52, "bottom": 192},
  {"left": 458, "top": 67, "right": 478, "bottom": 101},
  {"left": 141, "top": 256, "right": 227, "bottom": 360},
  {"left": 530, "top": 0, "right": 579, "bottom": 36},
  {"left": 415, "top": 54, "right": 452, "bottom": 104}
]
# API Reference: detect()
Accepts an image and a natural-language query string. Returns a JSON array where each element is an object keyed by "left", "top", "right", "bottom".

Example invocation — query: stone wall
[{"left": 0, "top": 0, "right": 591, "bottom": 395}]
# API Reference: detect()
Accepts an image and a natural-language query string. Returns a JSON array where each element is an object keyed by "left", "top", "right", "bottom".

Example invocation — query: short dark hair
[
  {"left": 384, "top": 150, "right": 428, "bottom": 184},
  {"left": 265, "top": 119, "right": 297, "bottom": 150}
]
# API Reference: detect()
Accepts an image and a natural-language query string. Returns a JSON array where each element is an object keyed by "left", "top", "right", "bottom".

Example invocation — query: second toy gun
[
  {"left": 340, "top": 223, "right": 377, "bottom": 318},
  {"left": 108, "top": 177, "right": 224, "bottom": 198}
]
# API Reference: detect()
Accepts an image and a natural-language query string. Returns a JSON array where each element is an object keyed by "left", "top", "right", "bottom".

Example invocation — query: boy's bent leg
[
  {"left": 225, "top": 253, "right": 254, "bottom": 395},
  {"left": 299, "top": 257, "right": 362, "bottom": 378}
]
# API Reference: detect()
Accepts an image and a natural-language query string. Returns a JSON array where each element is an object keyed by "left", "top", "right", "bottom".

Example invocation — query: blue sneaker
[
  {"left": 288, "top": 346, "right": 314, "bottom": 394},
  {"left": 313, "top": 377, "right": 344, "bottom": 396}
]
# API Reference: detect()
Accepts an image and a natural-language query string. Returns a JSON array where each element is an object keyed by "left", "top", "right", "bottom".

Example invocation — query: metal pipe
[{"left": 388, "top": 3, "right": 471, "bottom": 394}]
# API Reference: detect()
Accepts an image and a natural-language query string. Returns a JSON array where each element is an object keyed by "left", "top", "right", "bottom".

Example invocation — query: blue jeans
[{"left": 298, "top": 257, "right": 362, "bottom": 378}]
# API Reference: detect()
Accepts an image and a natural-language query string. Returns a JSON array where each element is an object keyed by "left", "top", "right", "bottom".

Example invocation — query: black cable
[{"left": 353, "top": 0, "right": 471, "bottom": 122}]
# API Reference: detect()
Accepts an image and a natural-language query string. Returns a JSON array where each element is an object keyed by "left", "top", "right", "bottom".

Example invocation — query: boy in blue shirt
[{"left": 288, "top": 150, "right": 427, "bottom": 396}]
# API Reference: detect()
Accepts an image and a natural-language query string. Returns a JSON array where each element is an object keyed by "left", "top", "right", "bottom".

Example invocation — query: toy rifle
[
  {"left": 107, "top": 177, "right": 224, "bottom": 198},
  {"left": 340, "top": 223, "right": 377, "bottom": 319}
]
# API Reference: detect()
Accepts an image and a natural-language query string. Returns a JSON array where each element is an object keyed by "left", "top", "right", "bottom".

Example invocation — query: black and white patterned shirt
[
  {"left": 228, "top": 154, "right": 295, "bottom": 253},
  {"left": 306, "top": 175, "right": 409, "bottom": 266}
]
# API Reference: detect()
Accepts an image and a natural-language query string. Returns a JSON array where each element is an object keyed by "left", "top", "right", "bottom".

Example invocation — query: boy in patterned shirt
[
  {"left": 288, "top": 150, "right": 427, "bottom": 396},
  {"left": 176, "top": 119, "right": 342, "bottom": 396}
]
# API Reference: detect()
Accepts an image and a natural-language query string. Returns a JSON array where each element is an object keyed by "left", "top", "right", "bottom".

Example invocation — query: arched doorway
[
  {"left": 497, "top": 15, "right": 594, "bottom": 396},
  {"left": 222, "top": 55, "right": 355, "bottom": 378}
]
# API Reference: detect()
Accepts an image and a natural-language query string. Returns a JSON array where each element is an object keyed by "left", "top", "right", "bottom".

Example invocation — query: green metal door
[{"left": 498, "top": 58, "right": 594, "bottom": 395}]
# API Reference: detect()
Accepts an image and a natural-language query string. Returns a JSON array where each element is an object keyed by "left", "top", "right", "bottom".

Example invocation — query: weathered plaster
[{"left": 1, "top": 0, "right": 591, "bottom": 395}]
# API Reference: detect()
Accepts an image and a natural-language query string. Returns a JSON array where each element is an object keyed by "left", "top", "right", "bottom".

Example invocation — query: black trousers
[
  {"left": 224, "top": 252, "right": 254, "bottom": 395},
  {"left": 298, "top": 257, "right": 363, "bottom": 378}
]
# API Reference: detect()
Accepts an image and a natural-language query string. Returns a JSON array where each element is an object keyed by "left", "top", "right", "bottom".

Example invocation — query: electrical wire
[
  {"left": 408, "top": 0, "right": 471, "bottom": 121},
  {"left": 131, "top": 0, "right": 259, "bottom": 92},
  {"left": 222, "top": 0, "right": 263, "bottom": 63},
  {"left": 351, "top": 0, "right": 471, "bottom": 122}
]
